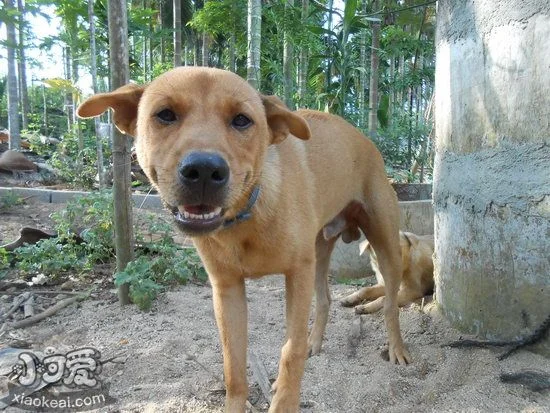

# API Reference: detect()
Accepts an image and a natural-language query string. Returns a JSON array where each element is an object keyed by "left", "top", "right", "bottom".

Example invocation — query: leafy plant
[
  {"left": 0, "top": 191, "right": 24, "bottom": 210},
  {"left": 0, "top": 248, "right": 10, "bottom": 279},
  {"left": 16, "top": 238, "right": 84, "bottom": 278},
  {"left": 13, "top": 190, "right": 207, "bottom": 310},
  {"left": 115, "top": 243, "right": 206, "bottom": 311}
]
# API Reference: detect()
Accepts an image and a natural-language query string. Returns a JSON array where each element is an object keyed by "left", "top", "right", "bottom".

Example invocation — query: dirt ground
[{"left": 1, "top": 200, "right": 549, "bottom": 412}]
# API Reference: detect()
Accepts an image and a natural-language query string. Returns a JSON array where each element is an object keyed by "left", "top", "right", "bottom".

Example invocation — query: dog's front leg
[
  {"left": 270, "top": 261, "right": 315, "bottom": 412},
  {"left": 211, "top": 277, "right": 248, "bottom": 412}
]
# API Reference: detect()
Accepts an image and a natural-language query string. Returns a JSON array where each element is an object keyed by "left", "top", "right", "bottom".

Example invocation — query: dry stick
[
  {"left": 183, "top": 351, "right": 260, "bottom": 413},
  {"left": 1, "top": 292, "right": 30, "bottom": 321},
  {"left": 23, "top": 295, "right": 35, "bottom": 318},
  {"left": 10, "top": 294, "right": 87, "bottom": 329},
  {"left": 445, "top": 313, "right": 550, "bottom": 360},
  {"left": 249, "top": 350, "right": 273, "bottom": 403},
  {"left": 0, "top": 290, "right": 85, "bottom": 296}
]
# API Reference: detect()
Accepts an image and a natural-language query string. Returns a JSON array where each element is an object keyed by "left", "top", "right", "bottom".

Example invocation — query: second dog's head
[{"left": 77, "top": 67, "right": 311, "bottom": 235}]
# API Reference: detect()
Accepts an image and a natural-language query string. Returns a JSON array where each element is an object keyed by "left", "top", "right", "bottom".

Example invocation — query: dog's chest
[{"left": 197, "top": 233, "right": 289, "bottom": 278}]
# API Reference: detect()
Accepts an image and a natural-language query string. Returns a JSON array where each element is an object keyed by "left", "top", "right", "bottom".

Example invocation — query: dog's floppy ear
[
  {"left": 77, "top": 83, "right": 145, "bottom": 137},
  {"left": 261, "top": 95, "right": 311, "bottom": 144}
]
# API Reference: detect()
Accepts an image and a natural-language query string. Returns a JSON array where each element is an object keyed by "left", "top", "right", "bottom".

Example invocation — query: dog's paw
[
  {"left": 307, "top": 338, "right": 322, "bottom": 357},
  {"left": 388, "top": 344, "right": 411, "bottom": 365},
  {"left": 340, "top": 294, "right": 361, "bottom": 307},
  {"left": 268, "top": 388, "right": 300, "bottom": 413},
  {"left": 353, "top": 303, "right": 377, "bottom": 314}
]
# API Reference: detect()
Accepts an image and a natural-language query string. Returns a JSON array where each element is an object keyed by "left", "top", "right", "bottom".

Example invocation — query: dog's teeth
[{"left": 183, "top": 211, "right": 190, "bottom": 219}]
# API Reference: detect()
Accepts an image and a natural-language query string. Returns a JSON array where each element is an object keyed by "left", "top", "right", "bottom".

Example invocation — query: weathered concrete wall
[
  {"left": 0, "top": 187, "right": 163, "bottom": 210},
  {"left": 330, "top": 200, "right": 434, "bottom": 280},
  {"left": 435, "top": 0, "right": 550, "bottom": 351}
]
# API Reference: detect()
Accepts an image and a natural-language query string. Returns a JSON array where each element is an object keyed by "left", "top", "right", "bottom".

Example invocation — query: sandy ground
[
  {"left": 0, "top": 278, "right": 549, "bottom": 413},
  {"left": 1, "top": 200, "right": 549, "bottom": 412}
]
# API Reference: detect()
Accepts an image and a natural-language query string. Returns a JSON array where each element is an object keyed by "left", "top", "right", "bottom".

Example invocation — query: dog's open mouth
[{"left": 171, "top": 204, "right": 224, "bottom": 234}]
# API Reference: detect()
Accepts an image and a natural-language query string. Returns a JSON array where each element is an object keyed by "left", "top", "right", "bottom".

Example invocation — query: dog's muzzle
[{"left": 173, "top": 151, "right": 229, "bottom": 234}]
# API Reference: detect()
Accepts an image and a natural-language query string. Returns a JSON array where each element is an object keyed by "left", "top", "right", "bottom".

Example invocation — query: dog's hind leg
[
  {"left": 354, "top": 288, "right": 424, "bottom": 314},
  {"left": 352, "top": 191, "right": 411, "bottom": 364},
  {"left": 308, "top": 232, "right": 336, "bottom": 356}
]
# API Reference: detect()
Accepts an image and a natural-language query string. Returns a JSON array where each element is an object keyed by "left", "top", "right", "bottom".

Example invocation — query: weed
[
  {"left": 333, "top": 277, "right": 369, "bottom": 286},
  {"left": 0, "top": 248, "right": 10, "bottom": 279},
  {"left": 0, "top": 191, "right": 24, "bottom": 210},
  {"left": 13, "top": 190, "right": 207, "bottom": 309}
]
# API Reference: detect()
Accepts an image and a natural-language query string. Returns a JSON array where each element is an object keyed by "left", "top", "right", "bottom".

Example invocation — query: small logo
[{"left": 1, "top": 347, "right": 116, "bottom": 412}]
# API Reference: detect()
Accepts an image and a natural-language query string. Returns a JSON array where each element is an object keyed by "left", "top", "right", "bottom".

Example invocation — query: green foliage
[
  {"left": 0, "top": 248, "right": 10, "bottom": 279},
  {"left": 16, "top": 238, "right": 84, "bottom": 278},
  {"left": 116, "top": 211, "right": 207, "bottom": 311},
  {"left": 47, "top": 130, "right": 110, "bottom": 189},
  {"left": 114, "top": 245, "right": 206, "bottom": 311},
  {"left": 0, "top": 191, "right": 24, "bottom": 210},
  {"left": 16, "top": 191, "right": 115, "bottom": 276},
  {"left": 12, "top": 190, "right": 207, "bottom": 310},
  {"left": 373, "top": 109, "right": 432, "bottom": 181}
]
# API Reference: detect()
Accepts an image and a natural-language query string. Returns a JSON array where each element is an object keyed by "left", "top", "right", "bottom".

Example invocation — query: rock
[{"left": 0, "top": 150, "right": 38, "bottom": 172}]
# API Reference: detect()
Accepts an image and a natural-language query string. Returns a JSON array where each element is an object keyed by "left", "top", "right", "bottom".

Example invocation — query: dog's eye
[
  {"left": 155, "top": 109, "right": 177, "bottom": 124},
  {"left": 232, "top": 114, "right": 252, "bottom": 130}
]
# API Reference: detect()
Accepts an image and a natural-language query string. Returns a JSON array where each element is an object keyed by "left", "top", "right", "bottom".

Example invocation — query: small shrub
[
  {"left": 0, "top": 248, "right": 10, "bottom": 279},
  {"left": 13, "top": 190, "right": 207, "bottom": 309},
  {"left": 15, "top": 191, "right": 115, "bottom": 277},
  {"left": 0, "top": 191, "right": 24, "bottom": 210},
  {"left": 46, "top": 130, "right": 111, "bottom": 190},
  {"left": 16, "top": 238, "right": 84, "bottom": 278}
]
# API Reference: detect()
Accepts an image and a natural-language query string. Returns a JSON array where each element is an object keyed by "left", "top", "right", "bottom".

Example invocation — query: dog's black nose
[{"left": 178, "top": 152, "right": 229, "bottom": 191}]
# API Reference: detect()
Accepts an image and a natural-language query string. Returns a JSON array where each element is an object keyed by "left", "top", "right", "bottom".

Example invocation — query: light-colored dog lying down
[{"left": 323, "top": 202, "right": 434, "bottom": 314}]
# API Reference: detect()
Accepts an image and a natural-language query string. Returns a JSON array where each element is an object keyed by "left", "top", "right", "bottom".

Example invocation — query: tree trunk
[
  {"left": 108, "top": 0, "right": 134, "bottom": 305},
  {"left": 388, "top": 55, "right": 394, "bottom": 127},
  {"left": 71, "top": 48, "right": 83, "bottom": 151},
  {"left": 17, "top": 0, "right": 29, "bottom": 131},
  {"left": 228, "top": 32, "right": 236, "bottom": 72},
  {"left": 6, "top": 0, "right": 20, "bottom": 149},
  {"left": 434, "top": 0, "right": 550, "bottom": 354},
  {"left": 173, "top": 0, "right": 182, "bottom": 66},
  {"left": 358, "top": 0, "right": 368, "bottom": 128},
  {"left": 201, "top": 32, "right": 209, "bottom": 66},
  {"left": 194, "top": 32, "right": 200, "bottom": 65},
  {"left": 89, "top": 0, "right": 105, "bottom": 189},
  {"left": 159, "top": 0, "right": 165, "bottom": 64},
  {"left": 246, "top": 0, "right": 261, "bottom": 89},
  {"left": 297, "top": 0, "right": 308, "bottom": 106},
  {"left": 368, "top": 0, "right": 380, "bottom": 137},
  {"left": 63, "top": 48, "right": 73, "bottom": 133},
  {"left": 397, "top": 53, "right": 404, "bottom": 109},
  {"left": 282, "top": 0, "right": 294, "bottom": 109},
  {"left": 325, "top": 0, "right": 333, "bottom": 110}
]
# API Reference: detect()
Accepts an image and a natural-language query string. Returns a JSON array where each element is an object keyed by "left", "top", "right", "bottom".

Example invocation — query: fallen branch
[
  {"left": 10, "top": 294, "right": 87, "bottom": 329},
  {"left": 249, "top": 350, "right": 273, "bottom": 403},
  {"left": 183, "top": 351, "right": 260, "bottom": 413},
  {"left": 23, "top": 295, "right": 35, "bottom": 318},
  {"left": 1, "top": 292, "right": 31, "bottom": 322}
]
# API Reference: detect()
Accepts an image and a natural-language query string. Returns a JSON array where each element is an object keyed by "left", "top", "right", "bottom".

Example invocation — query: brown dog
[
  {"left": 77, "top": 67, "right": 409, "bottom": 412},
  {"left": 323, "top": 202, "right": 434, "bottom": 313}
]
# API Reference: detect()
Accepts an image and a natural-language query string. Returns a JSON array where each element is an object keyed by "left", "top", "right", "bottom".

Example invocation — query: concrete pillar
[{"left": 434, "top": 1, "right": 550, "bottom": 350}]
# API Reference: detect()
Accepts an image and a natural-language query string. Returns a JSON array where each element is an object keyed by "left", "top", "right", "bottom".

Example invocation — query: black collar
[{"left": 223, "top": 185, "right": 261, "bottom": 228}]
